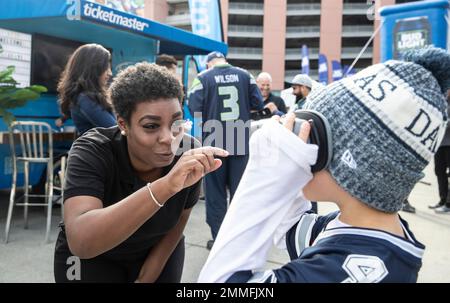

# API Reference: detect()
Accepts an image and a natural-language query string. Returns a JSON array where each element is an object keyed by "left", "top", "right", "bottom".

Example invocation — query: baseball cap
[
  {"left": 291, "top": 74, "right": 313, "bottom": 88},
  {"left": 206, "top": 51, "right": 226, "bottom": 63}
]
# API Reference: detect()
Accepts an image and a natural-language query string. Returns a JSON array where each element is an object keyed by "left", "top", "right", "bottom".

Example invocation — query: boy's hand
[{"left": 273, "top": 113, "right": 311, "bottom": 143}]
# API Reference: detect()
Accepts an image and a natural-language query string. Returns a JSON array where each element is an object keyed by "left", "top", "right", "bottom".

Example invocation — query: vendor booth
[{"left": 0, "top": 0, "right": 227, "bottom": 190}]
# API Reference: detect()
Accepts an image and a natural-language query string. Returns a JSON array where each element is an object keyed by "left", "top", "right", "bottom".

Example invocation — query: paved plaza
[{"left": 0, "top": 163, "right": 449, "bottom": 283}]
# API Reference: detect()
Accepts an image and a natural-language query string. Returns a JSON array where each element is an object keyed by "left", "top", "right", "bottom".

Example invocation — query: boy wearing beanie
[{"left": 198, "top": 47, "right": 450, "bottom": 283}]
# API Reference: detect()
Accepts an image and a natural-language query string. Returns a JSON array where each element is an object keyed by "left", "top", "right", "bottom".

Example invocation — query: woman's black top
[{"left": 56, "top": 126, "right": 201, "bottom": 260}]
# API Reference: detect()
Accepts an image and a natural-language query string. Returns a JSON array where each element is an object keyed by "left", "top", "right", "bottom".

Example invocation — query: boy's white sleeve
[{"left": 198, "top": 120, "right": 318, "bottom": 283}]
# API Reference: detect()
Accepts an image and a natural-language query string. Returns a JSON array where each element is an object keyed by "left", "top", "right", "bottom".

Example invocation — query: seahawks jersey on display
[
  {"left": 226, "top": 211, "right": 424, "bottom": 283},
  {"left": 188, "top": 64, "right": 263, "bottom": 155}
]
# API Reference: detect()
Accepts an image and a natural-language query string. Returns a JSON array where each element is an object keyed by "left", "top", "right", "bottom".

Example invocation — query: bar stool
[{"left": 4, "top": 121, "right": 56, "bottom": 243}]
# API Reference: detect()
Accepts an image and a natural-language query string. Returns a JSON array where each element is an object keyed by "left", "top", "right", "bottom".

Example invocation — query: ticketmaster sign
[{"left": 67, "top": 0, "right": 149, "bottom": 32}]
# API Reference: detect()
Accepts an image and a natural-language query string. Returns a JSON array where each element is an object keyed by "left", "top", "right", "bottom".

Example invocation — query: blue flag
[
  {"left": 343, "top": 65, "right": 356, "bottom": 77},
  {"left": 188, "top": 0, "right": 223, "bottom": 71},
  {"left": 343, "top": 65, "right": 350, "bottom": 78},
  {"left": 318, "top": 53, "right": 328, "bottom": 85},
  {"left": 301, "top": 45, "right": 310, "bottom": 75},
  {"left": 332, "top": 60, "right": 343, "bottom": 82}
]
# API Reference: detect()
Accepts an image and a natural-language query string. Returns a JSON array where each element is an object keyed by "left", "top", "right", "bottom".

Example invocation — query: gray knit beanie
[{"left": 305, "top": 47, "right": 450, "bottom": 213}]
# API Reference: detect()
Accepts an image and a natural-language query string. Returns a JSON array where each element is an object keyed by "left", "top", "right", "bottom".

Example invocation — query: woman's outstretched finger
[{"left": 185, "top": 146, "right": 229, "bottom": 158}]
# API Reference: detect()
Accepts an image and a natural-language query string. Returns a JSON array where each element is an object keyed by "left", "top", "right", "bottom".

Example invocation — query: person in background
[
  {"left": 155, "top": 54, "right": 178, "bottom": 75},
  {"left": 58, "top": 43, "right": 116, "bottom": 135},
  {"left": 431, "top": 91, "right": 450, "bottom": 214},
  {"left": 54, "top": 62, "right": 228, "bottom": 283},
  {"left": 256, "top": 72, "right": 287, "bottom": 117},
  {"left": 290, "top": 74, "right": 313, "bottom": 111},
  {"left": 188, "top": 51, "right": 264, "bottom": 250},
  {"left": 401, "top": 92, "right": 450, "bottom": 214},
  {"left": 289, "top": 73, "right": 317, "bottom": 213}
]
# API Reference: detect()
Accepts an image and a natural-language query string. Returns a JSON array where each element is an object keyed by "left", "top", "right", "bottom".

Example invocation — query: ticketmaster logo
[{"left": 67, "top": 0, "right": 149, "bottom": 32}]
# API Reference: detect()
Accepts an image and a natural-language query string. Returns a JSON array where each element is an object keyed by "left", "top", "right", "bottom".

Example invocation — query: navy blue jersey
[
  {"left": 227, "top": 212, "right": 424, "bottom": 283},
  {"left": 188, "top": 63, "right": 264, "bottom": 155}
]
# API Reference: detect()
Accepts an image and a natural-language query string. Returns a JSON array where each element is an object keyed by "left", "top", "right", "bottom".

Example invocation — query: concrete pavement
[{"left": 0, "top": 163, "right": 449, "bottom": 282}]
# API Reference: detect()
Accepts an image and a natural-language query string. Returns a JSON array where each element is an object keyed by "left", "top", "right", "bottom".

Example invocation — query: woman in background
[{"left": 57, "top": 43, "right": 116, "bottom": 135}]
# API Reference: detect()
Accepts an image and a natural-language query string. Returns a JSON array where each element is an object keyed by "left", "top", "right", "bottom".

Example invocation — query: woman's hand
[
  {"left": 272, "top": 113, "right": 311, "bottom": 143},
  {"left": 164, "top": 147, "right": 229, "bottom": 194}
]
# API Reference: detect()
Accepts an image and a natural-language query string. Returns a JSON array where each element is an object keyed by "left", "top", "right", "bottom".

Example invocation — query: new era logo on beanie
[
  {"left": 305, "top": 47, "right": 450, "bottom": 213},
  {"left": 341, "top": 150, "right": 357, "bottom": 169}
]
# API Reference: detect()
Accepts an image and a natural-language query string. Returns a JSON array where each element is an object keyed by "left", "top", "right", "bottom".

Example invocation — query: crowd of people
[{"left": 52, "top": 44, "right": 450, "bottom": 282}]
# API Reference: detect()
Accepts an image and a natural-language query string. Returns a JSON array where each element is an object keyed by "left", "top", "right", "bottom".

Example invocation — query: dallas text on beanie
[{"left": 305, "top": 47, "right": 450, "bottom": 213}]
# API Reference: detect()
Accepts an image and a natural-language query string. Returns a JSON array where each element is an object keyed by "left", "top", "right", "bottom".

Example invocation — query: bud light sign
[{"left": 393, "top": 16, "right": 431, "bottom": 59}]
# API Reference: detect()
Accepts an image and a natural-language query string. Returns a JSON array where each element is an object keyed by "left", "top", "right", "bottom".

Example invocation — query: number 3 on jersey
[{"left": 219, "top": 86, "right": 240, "bottom": 121}]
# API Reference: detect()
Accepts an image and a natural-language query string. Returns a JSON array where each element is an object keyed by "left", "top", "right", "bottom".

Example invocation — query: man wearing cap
[
  {"left": 188, "top": 52, "right": 264, "bottom": 250},
  {"left": 290, "top": 74, "right": 313, "bottom": 111},
  {"left": 289, "top": 73, "right": 318, "bottom": 213}
]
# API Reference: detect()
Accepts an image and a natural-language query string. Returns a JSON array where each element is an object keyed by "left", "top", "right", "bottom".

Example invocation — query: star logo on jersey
[
  {"left": 359, "top": 265, "right": 375, "bottom": 276},
  {"left": 341, "top": 254, "right": 388, "bottom": 283}
]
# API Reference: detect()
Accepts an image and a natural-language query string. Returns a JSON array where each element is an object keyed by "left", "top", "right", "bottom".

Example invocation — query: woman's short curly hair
[{"left": 109, "top": 62, "right": 183, "bottom": 124}]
